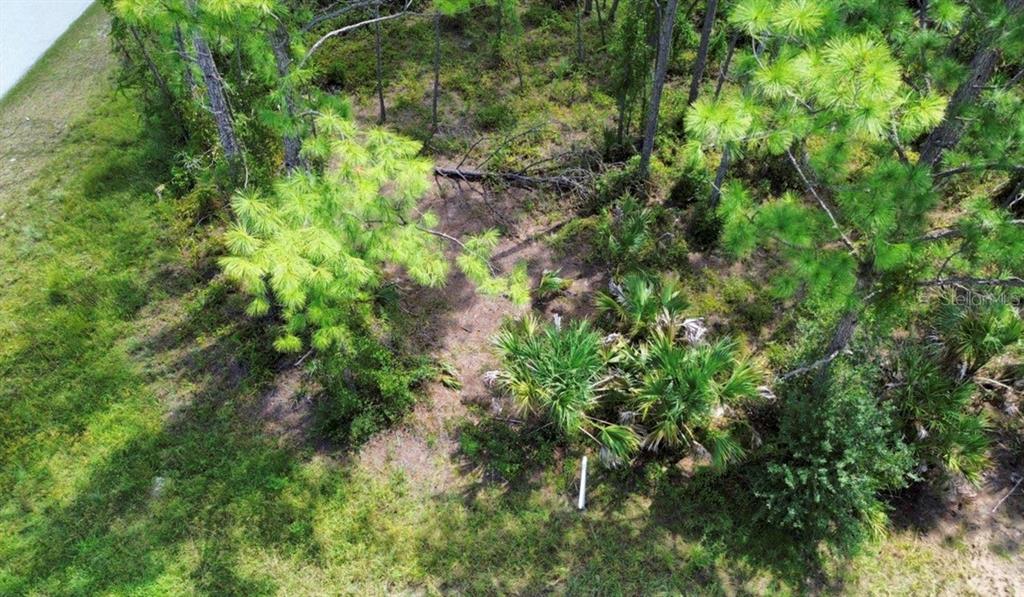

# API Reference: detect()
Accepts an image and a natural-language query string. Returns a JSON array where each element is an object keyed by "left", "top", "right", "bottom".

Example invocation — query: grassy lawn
[{"left": 0, "top": 5, "right": 1008, "bottom": 597}]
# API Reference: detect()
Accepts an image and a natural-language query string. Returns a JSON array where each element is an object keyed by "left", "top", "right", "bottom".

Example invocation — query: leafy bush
[
  {"left": 458, "top": 417, "right": 558, "bottom": 481},
  {"left": 476, "top": 101, "right": 518, "bottom": 131},
  {"left": 685, "top": 199, "right": 723, "bottom": 252},
  {"left": 754, "top": 366, "right": 912, "bottom": 554},
  {"left": 311, "top": 336, "right": 432, "bottom": 446}
]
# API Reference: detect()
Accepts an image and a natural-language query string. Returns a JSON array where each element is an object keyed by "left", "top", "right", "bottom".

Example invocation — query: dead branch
[
  {"left": 786, "top": 149, "right": 858, "bottom": 256},
  {"left": 433, "top": 166, "right": 588, "bottom": 193},
  {"left": 299, "top": 2, "right": 413, "bottom": 68},
  {"left": 917, "top": 276, "right": 1024, "bottom": 289}
]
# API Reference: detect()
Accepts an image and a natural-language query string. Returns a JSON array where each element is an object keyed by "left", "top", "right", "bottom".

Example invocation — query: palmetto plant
[
  {"left": 634, "top": 332, "right": 761, "bottom": 467},
  {"left": 599, "top": 195, "right": 658, "bottom": 268},
  {"left": 933, "top": 300, "right": 1023, "bottom": 379},
  {"left": 493, "top": 315, "right": 639, "bottom": 459},
  {"left": 595, "top": 272, "right": 689, "bottom": 338},
  {"left": 888, "top": 345, "right": 989, "bottom": 484},
  {"left": 496, "top": 275, "right": 764, "bottom": 467},
  {"left": 535, "top": 269, "right": 571, "bottom": 300}
]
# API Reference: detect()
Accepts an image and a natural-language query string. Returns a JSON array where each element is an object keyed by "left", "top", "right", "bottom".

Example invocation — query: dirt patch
[
  {"left": 256, "top": 367, "right": 316, "bottom": 447},
  {"left": 887, "top": 433, "right": 1024, "bottom": 594},
  {"left": 355, "top": 169, "right": 605, "bottom": 493}
]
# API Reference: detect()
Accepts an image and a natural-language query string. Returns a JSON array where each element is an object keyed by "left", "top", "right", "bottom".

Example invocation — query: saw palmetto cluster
[{"left": 496, "top": 274, "right": 763, "bottom": 467}]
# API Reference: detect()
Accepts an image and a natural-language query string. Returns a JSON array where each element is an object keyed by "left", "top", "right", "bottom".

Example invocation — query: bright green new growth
[{"left": 221, "top": 111, "right": 525, "bottom": 352}]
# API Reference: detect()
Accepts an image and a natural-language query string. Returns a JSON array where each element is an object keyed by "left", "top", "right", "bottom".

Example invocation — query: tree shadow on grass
[{"left": 425, "top": 411, "right": 834, "bottom": 594}]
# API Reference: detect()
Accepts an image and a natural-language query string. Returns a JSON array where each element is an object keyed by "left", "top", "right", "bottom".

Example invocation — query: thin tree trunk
[
  {"left": 708, "top": 145, "right": 730, "bottom": 208},
  {"left": 713, "top": 30, "right": 738, "bottom": 100},
  {"left": 616, "top": 89, "right": 628, "bottom": 145},
  {"left": 374, "top": 2, "right": 386, "bottom": 124},
  {"left": 639, "top": 0, "right": 680, "bottom": 178},
  {"left": 173, "top": 25, "right": 197, "bottom": 95},
  {"left": 576, "top": 0, "right": 585, "bottom": 64},
  {"left": 919, "top": 0, "right": 1024, "bottom": 169},
  {"left": 584, "top": 0, "right": 593, "bottom": 16},
  {"left": 270, "top": 22, "right": 303, "bottom": 173},
  {"left": 126, "top": 26, "right": 177, "bottom": 113},
  {"left": 496, "top": 1, "right": 503, "bottom": 50},
  {"left": 595, "top": 0, "right": 607, "bottom": 47},
  {"left": 688, "top": 0, "right": 719, "bottom": 105},
  {"left": 432, "top": 11, "right": 441, "bottom": 132},
  {"left": 187, "top": 0, "right": 241, "bottom": 166},
  {"left": 608, "top": 0, "right": 621, "bottom": 23}
]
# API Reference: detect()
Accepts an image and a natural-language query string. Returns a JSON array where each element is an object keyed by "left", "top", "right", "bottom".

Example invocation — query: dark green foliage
[
  {"left": 476, "top": 101, "right": 519, "bottom": 130},
  {"left": 311, "top": 337, "right": 432, "bottom": 446},
  {"left": 685, "top": 199, "right": 723, "bottom": 252},
  {"left": 754, "top": 366, "right": 912, "bottom": 554},
  {"left": 458, "top": 417, "right": 558, "bottom": 481},
  {"left": 666, "top": 170, "right": 710, "bottom": 209},
  {"left": 592, "top": 159, "right": 646, "bottom": 212},
  {"left": 595, "top": 195, "right": 690, "bottom": 271}
]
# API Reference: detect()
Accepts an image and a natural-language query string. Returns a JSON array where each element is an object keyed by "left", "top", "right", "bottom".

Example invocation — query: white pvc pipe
[{"left": 577, "top": 455, "right": 588, "bottom": 510}]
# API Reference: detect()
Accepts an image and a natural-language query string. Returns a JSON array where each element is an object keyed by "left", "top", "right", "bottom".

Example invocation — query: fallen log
[{"left": 433, "top": 166, "right": 586, "bottom": 192}]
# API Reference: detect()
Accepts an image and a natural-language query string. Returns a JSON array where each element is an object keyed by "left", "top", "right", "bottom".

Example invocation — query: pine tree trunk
[
  {"left": 432, "top": 11, "right": 441, "bottom": 132},
  {"left": 639, "top": 0, "right": 680, "bottom": 178},
  {"left": 708, "top": 145, "right": 730, "bottom": 208},
  {"left": 270, "top": 22, "right": 303, "bottom": 173},
  {"left": 918, "top": 0, "right": 1024, "bottom": 169},
  {"left": 608, "top": 0, "right": 621, "bottom": 23},
  {"left": 173, "top": 25, "right": 197, "bottom": 95},
  {"left": 576, "top": 0, "right": 585, "bottom": 64},
  {"left": 713, "top": 30, "right": 738, "bottom": 100},
  {"left": 126, "top": 26, "right": 177, "bottom": 113},
  {"left": 687, "top": 0, "right": 718, "bottom": 105},
  {"left": 595, "top": 0, "right": 607, "bottom": 47},
  {"left": 186, "top": 0, "right": 241, "bottom": 166},
  {"left": 374, "top": 3, "right": 387, "bottom": 124}
]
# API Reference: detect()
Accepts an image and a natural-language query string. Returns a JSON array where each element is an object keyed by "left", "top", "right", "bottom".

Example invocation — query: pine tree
[
  {"left": 609, "top": 0, "right": 657, "bottom": 147},
  {"left": 687, "top": 0, "right": 1024, "bottom": 376},
  {"left": 220, "top": 111, "right": 528, "bottom": 353}
]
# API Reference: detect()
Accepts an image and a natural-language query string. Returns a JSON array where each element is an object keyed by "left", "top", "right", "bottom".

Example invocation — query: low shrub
[
  {"left": 311, "top": 336, "right": 432, "bottom": 446},
  {"left": 753, "top": 365, "right": 912, "bottom": 555}
]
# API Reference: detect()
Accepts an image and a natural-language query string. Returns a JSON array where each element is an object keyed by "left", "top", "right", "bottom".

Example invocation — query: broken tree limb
[
  {"left": 917, "top": 276, "right": 1024, "bottom": 289},
  {"left": 432, "top": 167, "right": 588, "bottom": 193}
]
